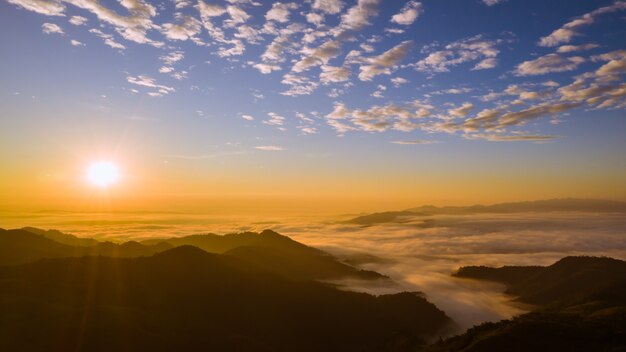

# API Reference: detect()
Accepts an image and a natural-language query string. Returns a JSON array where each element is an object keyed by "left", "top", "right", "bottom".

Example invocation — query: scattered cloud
[
  {"left": 539, "top": 1, "right": 626, "bottom": 47},
  {"left": 69, "top": 15, "right": 87, "bottom": 26},
  {"left": 415, "top": 35, "right": 504, "bottom": 73},
  {"left": 127, "top": 75, "right": 175, "bottom": 96},
  {"left": 255, "top": 145, "right": 285, "bottom": 151},
  {"left": 391, "top": 139, "right": 437, "bottom": 145},
  {"left": 516, "top": 54, "right": 585, "bottom": 76},
  {"left": 390, "top": 1, "right": 422, "bottom": 26},
  {"left": 41, "top": 22, "right": 63, "bottom": 35}
]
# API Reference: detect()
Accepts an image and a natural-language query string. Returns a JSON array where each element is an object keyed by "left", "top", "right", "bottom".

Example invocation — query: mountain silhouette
[
  {"left": 455, "top": 256, "right": 626, "bottom": 307},
  {"left": 0, "top": 228, "right": 172, "bottom": 266},
  {"left": 0, "top": 228, "right": 382, "bottom": 281},
  {"left": 143, "top": 229, "right": 387, "bottom": 281},
  {"left": 423, "top": 256, "right": 626, "bottom": 351},
  {"left": 21, "top": 227, "right": 100, "bottom": 246},
  {"left": 347, "top": 199, "right": 626, "bottom": 225},
  {"left": 0, "top": 245, "right": 450, "bottom": 352}
]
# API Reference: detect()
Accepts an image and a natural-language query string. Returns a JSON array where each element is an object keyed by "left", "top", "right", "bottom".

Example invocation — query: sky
[{"left": 1, "top": 0, "right": 626, "bottom": 214}]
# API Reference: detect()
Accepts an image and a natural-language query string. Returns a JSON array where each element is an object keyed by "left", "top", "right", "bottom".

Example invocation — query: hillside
[
  {"left": 144, "top": 229, "right": 387, "bottom": 281},
  {"left": 423, "top": 256, "right": 626, "bottom": 351},
  {"left": 0, "top": 246, "right": 450, "bottom": 352}
]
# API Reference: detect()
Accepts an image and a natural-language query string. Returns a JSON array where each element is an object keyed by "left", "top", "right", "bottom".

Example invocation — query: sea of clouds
[{"left": 2, "top": 210, "right": 626, "bottom": 332}]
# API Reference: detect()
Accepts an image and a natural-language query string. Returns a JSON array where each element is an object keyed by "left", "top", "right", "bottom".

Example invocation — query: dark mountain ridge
[
  {"left": 422, "top": 256, "right": 626, "bottom": 351},
  {"left": 0, "top": 245, "right": 450, "bottom": 352}
]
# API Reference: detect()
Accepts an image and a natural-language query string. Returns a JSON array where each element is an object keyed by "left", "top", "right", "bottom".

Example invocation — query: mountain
[
  {"left": 454, "top": 256, "right": 626, "bottom": 307},
  {"left": 422, "top": 256, "right": 626, "bottom": 352},
  {"left": 345, "top": 211, "right": 420, "bottom": 225},
  {"left": 345, "top": 199, "right": 626, "bottom": 226},
  {"left": 21, "top": 227, "right": 100, "bottom": 246},
  {"left": 143, "top": 229, "right": 387, "bottom": 281},
  {"left": 0, "top": 246, "right": 451, "bottom": 352},
  {"left": 0, "top": 228, "right": 172, "bottom": 266},
  {"left": 408, "top": 198, "right": 626, "bottom": 215}
]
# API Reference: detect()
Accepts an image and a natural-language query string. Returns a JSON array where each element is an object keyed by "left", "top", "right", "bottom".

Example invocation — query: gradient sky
[{"left": 1, "top": 0, "right": 625, "bottom": 213}]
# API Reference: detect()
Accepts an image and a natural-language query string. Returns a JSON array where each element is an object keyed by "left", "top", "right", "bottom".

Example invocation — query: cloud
[
  {"left": 515, "top": 54, "right": 585, "bottom": 76},
  {"left": 557, "top": 43, "right": 600, "bottom": 53},
  {"left": 89, "top": 28, "right": 126, "bottom": 50},
  {"left": 255, "top": 145, "right": 285, "bottom": 151},
  {"left": 240, "top": 114, "right": 254, "bottom": 121},
  {"left": 415, "top": 35, "right": 503, "bottom": 73},
  {"left": 69, "top": 15, "right": 87, "bottom": 26},
  {"left": 197, "top": 0, "right": 226, "bottom": 17},
  {"left": 320, "top": 65, "right": 350, "bottom": 84},
  {"left": 465, "top": 133, "right": 557, "bottom": 142},
  {"left": 448, "top": 102, "right": 474, "bottom": 118},
  {"left": 7, "top": 0, "right": 64, "bottom": 16},
  {"left": 265, "top": 2, "right": 298, "bottom": 23},
  {"left": 472, "top": 57, "right": 498, "bottom": 70},
  {"left": 325, "top": 102, "right": 419, "bottom": 133},
  {"left": 338, "top": 0, "right": 380, "bottom": 33},
  {"left": 312, "top": 0, "right": 344, "bottom": 14},
  {"left": 358, "top": 40, "right": 414, "bottom": 81},
  {"left": 390, "top": 77, "right": 408, "bottom": 87},
  {"left": 539, "top": 1, "right": 626, "bottom": 47},
  {"left": 391, "top": 139, "right": 437, "bottom": 145},
  {"left": 390, "top": 1, "right": 422, "bottom": 26},
  {"left": 160, "top": 51, "right": 184, "bottom": 65},
  {"left": 263, "top": 112, "right": 286, "bottom": 126},
  {"left": 70, "top": 39, "right": 85, "bottom": 46},
  {"left": 42, "top": 22, "right": 63, "bottom": 35},
  {"left": 161, "top": 15, "right": 202, "bottom": 41},
  {"left": 64, "top": 0, "right": 161, "bottom": 47},
  {"left": 127, "top": 75, "right": 175, "bottom": 96},
  {"left": 292, "top": 40, "right": 342, "bottom": 73},
  {"left": 482, "top": 0, "right": 506, "bottom": 5}
]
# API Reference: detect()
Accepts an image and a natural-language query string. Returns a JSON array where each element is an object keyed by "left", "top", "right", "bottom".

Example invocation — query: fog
[{"left": 2, "top": 210, "right": 626, "bottom": 332}]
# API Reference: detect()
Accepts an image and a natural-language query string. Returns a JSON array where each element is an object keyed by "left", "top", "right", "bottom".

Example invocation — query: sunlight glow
[{"left": 86, "top": 161, "right": 120, "bottom": 188}]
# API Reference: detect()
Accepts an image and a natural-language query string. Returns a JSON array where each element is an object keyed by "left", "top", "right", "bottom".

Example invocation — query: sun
[{"left": 86, "top": 161, "right": 120, "bottom": 188}]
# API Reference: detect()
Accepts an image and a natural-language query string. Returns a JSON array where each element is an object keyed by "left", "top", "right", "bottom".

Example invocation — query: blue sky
[{"left": 1, "top": 0, "right": 626, "bottom": 209}]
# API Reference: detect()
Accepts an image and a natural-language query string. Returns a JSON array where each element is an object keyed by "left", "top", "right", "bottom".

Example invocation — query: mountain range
[
  {"left": 422, "top": 256, "right": 626, "bottom": 351},
  {"left": 0, "top": 228, "right": 449, "bottom": 351},
  {"left": 346, "top": 198, "right": 626, "bottom": 226}
]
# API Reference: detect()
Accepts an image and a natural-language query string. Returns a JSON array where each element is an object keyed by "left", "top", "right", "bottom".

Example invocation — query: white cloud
[
  {"left": 415, "top": 35, "right": 503, "bottom": 73},
  {"left": 390, "top": 77, "right": 408, "bottom": 87},
  {"left": 69, "top": 16, "right": 87, "bottom": 26},
  {"left": 338, "top": 0, "right": 380, "bottom": 33},
  {"left": 358, "top": 40, "right": 413, "bottom": 81},
  {"left": 515, "top": 54, "right": 585, "bottom": 76},
  {"left": 390, "top": 1, "right": 422, "bottom": 26},
  {"left": 7, "top": 0, "right": 64, "bottom": 16},
  {"left": 127, "top": 75, "right": 175, "bottom": 96},
  {"left": 265, "top": 2, "right": 298, "bottom": 23},
  {"left": 160, "top": 51, "right": 184, "bottom": 65},
  {"left": 255, "top": 145, "right": 285, "bottom": 151},
  {"left": 320, "top": 65, "right": 350, "bottom": 84},
  {"left": 263, "top": 112, "right": 286, "bottom": 126},
  {"left": 89, "top": 28, "right": 125, "bottom": 50},
  {"left": 448, "top": 102, "right": 474, "bottom": 118},
  {"left": 557, "top": 43, "right": 600, "bottom": 53},
  {"left": 482, "top": 0, "right": 506, "bottom": 6},
  {"left": 42, "top": 22, "right": 63, "bottom": 35},
  {"left": 391, "top": 139, "right": 437, "bottom": 145},
  {"left": 312, "top": 0, "right": 343, "bottom": 14},
  {"left": 161, "top": 15, "right": 201, "bottom": 41},
  {"left": 240, "top": 114, "right": 254, "bottom": 121},
  {"left": 197, "top": 0, "right": 226, "bottom": 17},
  {"left": 539, "top": 1, "right": 626, "bottom": 47},
  {"left": 70, "top": 39, "right": 85, "bottom": 46}
]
